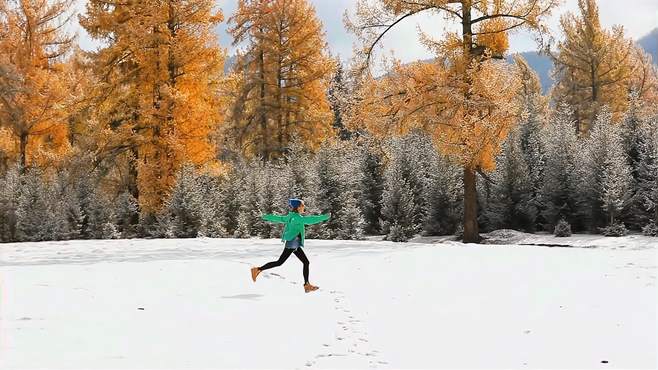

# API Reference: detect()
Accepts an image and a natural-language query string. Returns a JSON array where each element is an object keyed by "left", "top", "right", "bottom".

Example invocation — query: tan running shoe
[
  {"left": 304, "top": 283, "right": 319, "bottom": 293},
  {"left": 250, "top": 267, "right": 261, "bottom": 282}
]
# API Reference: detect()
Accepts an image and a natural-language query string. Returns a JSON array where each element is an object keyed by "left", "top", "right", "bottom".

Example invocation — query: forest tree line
[{"left": 0, "top": 0, "right": 657, "bottom": 243}]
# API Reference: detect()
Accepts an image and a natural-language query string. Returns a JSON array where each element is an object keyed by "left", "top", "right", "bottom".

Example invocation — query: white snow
[{"left": 1, "top": 236, "right": 656, "bottom": 369}]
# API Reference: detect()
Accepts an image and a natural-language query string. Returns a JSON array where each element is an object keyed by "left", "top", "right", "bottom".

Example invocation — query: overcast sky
[{"left": 75, "top": 0, "right": 658, "bottom": 64}]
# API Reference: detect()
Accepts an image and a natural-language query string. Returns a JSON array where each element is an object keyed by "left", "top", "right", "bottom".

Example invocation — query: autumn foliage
[
  {"left": 1, "top": 0, "right": 657, "bottom": 241},
  {"left": 0, "top": 0, "right": 74, "bottom": 170},
  {"left": 225, "top": 0, "right": 335, "bottom": 160},
  {"left": 80, "top": 0, "right": 226, "bottom": 213}
]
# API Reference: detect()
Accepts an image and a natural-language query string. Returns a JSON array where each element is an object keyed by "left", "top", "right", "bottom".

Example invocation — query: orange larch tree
[
  {"left": 0, "top": 0, "right": 74, "bottom": 171},
  {"left": 226, "top": 0, "right": 335, "bottom": 160},
  {"left": 80, "top": 0, "right": 226, "bottom": 214},
  {"left": 346, "top": 0, "right": 559, "bottom": 243},
  {"left": 549, "top": 0, "right": 642, "bottom": 134}
]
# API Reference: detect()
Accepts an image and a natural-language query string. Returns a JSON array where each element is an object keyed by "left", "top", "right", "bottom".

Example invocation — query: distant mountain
[
  {"left": 507, "top": 29, "right": 657, "bottom": 94},
  {"left": 222, "top": 27, "right": 657, "bottom": 92},
  {"left": 638, "top": 28, "right": 657, "bottom": 63},
  {"left": 506, "top": 52, "right": 553, "bottom": 93}
]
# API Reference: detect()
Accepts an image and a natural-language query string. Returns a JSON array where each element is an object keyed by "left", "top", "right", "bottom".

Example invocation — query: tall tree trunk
[
  {"left": 460, "top": 2, "right": 480, "bottom": 243},
  {"left": 259, "top": 46, "right": 269, "bottom": 160},
  {"left": 18, "top": 132, "right": 27, "bottom": 172},
  {"left": 463, "top": 167, "right": 480, "bottom": 243},
  {"left": 128, "top": 145, "right": 140, "bottom": 225}
]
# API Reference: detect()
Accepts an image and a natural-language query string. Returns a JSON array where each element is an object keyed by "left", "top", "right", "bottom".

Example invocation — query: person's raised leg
[
  {"left": 251, "top": 248, "right": 293, "bottom": 282},
  {"left": 294, "top": 248, "right": 317, "bottom": 292},
  {"left": 293, "top": 247, "right": 310, "bottom": 284}
]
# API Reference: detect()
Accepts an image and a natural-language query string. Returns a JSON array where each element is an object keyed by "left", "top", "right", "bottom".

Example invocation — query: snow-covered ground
[{"left": 1, "top": 235, "right": 656, "bottom": 369}]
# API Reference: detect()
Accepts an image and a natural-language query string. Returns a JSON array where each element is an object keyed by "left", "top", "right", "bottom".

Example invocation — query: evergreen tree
[
  {"left": 72, "top": 172, "right": 113, "bottom": 239},
  {"left": 216, "top": 166, "right": 243, "bottom": 237},
  {"left": 637, "top": 118, "right": 658, "bottom": 227},
  {"left": 518, "top": 91, "right": 546, "bottom": 230},
  {"left": 16, "top": 168, "right": 67, "bottom": 241},
  {"left": 358, "top": 139, "right": 385, "bottom": 234},
  {"left": 235, "top": 161, "right": 263, "bottom": 238},
  {"left": 381, "top": 161, "right": 416, "bottom": 241},
  {"left": 197, "top": 174, "right": 226, "bottom": 238},
  {"left": 53, "top": 170, "right": 83, "bottom": 240},
  {"left": 328, "top": 59, "right": 352, "bottom": 140},
  {"left": 424, "top": 155, "right": 463, "bottom": 236},
  {"left": 258, "top": 163, "right": 286, "bottom": 238},
  {"left": 620, "top": 91, "right": 649, "bottom": 228},
  {"left": 486, "top": 128, "right": 536, "bottom": 231},
  {"left": 381, "top": 132, "right": 434, "bottom": 235},
  {"left": 381, "top": 139, "right": 418, "bottom": 241},
  {"left": 540, "top": 106, "right": 586, "bottom": 231},
  {"left": 314, "top": 143, "right": 345, "bottom": 239},
  {"left": 163, "top": 165, "right": 204, "bottom": 238},
  {"left": 0, "top": 165, "right": 20, "bottom": 241},
  {"left": 114, "top": 191, "right": 139, "bottom": 238},
  {"left": 584, "top": 109, "right": 632, "bottom": 230}
]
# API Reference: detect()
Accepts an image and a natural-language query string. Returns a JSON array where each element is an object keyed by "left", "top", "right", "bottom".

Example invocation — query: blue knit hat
[{"left": 288, "top": 198, "right": 304, "bottom": 209}]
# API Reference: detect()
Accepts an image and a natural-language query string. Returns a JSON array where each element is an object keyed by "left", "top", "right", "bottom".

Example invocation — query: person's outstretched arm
[
  {"left": 301, "top": 214, "right": 330, "bottom": 225},
  {"left": 261, "top": 214, "right": 288, "bottom": 223}
]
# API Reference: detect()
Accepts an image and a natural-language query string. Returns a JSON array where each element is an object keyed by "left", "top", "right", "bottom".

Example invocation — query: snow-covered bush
[
  {"left": 101, "top": 222, "right": 121, "bottom": 239},
  {"left": 599, "top": 222, "right": 628, "bottom": 237},
  {"left": 641, "top": 223, "right": 658, "bottom": 237},
  {"left": 388, "top": 222, "right": 410, "bottom": 242},
  {"left": 454, "top": 224, "right": 464, "bottom": 240},
  {"left": 553, "top": 219, "right": 572, "bottom": 237}
]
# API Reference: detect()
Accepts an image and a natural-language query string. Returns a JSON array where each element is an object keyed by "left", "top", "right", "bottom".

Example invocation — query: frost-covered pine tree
[
  {"left": 196, "top": 174, "right": 226, "bottom": 238},
  {"left": 486, "top": 128, "right": 536, "bottom": 231},
  {"left": 620, "top": 91, "right": 650, "bottom": 229},
  {"left": 327, "top": 60, "right": 353, "bottom": 140},
  {"left": 540, "top": 105, "right": 586, "bottom": 231},
  {"left": 336, "top": 141, "right": 365, "bottom": 239},
  {"left": 584, "top": 108, "right": 632, "bottom": 230},
  {"left": 600, "top": 149, "right": 632, "bottom": 227},
  {"left": 358, "top": 139, "right": 385, "bottom": 234},
  {"left": 381, "top": 148, "right": 417, "bottom": 241},
  {"left": 235, "top": 161, "right": 264, "bottom": 238},
  {"left": 381, "top": 132, "right": 434, "bottom": 236},
  {"left": 258, "top": 163, "right": 286, "bottom": 238},
  {"left": 114, "top": 191, "right": 139, "bottom": 238},
  {"left": 16, "top": 168, "right": 67, "bottom": 241},
  {"left": 163, "top": 165, "right": 204, "bottom": 238},
  {"left": 424, "top": 153, "right": 463, "bottom": 236},
  {"left": 52, "top": 170, "right": 83, "bottom": 240},
  {"left": 71, "top": 172, "right": 113, "bottom": 239},
  {"left": 637, "top": 117, "right": 658, "bottom": 228},
  {"left": 0, "top": 165, "right": 20, "bottom": 242},
  {"left": 314, "top": 143, "right": 346, "bottom": 239},
  {"left": 518, "top": 95, "right": 546, "bottom": 229},
  {"left": 282, "top": 139, "right": 314, "bottom": 200},
  {"left": 216, "top": 165, "right": 243, "bottom": 237}
]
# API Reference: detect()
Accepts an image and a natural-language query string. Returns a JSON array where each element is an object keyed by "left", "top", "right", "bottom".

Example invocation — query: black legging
[{"left": 259, "top": 247, "right": 310, "bottom": 284}]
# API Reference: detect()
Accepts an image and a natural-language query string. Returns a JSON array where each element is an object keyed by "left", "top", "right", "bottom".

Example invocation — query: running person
[{"left": 250, "top": 198, "right": 330, "bottom": 293}]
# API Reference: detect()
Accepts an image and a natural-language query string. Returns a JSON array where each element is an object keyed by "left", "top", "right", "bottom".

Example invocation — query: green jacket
[{"left": 261, "top": 212, "right": 330, "bottom": 246}]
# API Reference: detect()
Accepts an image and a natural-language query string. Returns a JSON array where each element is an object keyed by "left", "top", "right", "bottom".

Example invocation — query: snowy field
[{"left": 1, "top": 235, "right": 656, "bottom": 369}]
